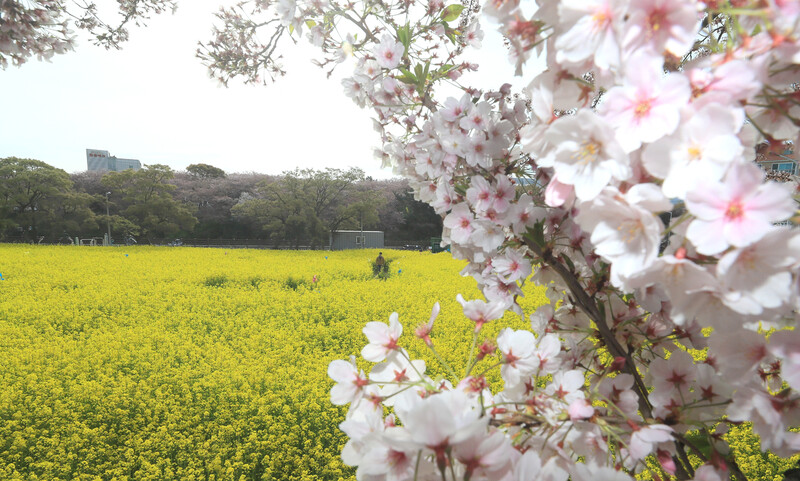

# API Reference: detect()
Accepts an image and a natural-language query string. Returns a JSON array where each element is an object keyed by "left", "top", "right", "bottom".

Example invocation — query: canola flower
[
  {"left": 0, "top": 245, "right": 540, "bottom": 480},
  {"left": 0, "top": 245, "right": 795, "bottom": 480}
]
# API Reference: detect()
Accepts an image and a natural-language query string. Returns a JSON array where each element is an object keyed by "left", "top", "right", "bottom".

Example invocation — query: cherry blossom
[
  {"left": 600, "top": 52, "right": 691, "bottom": 153},
  {"left": 575, "top": 184, "right": 671, "bottom": 288},
  {"left": 541, "top": 109, "right": 631, "bottom": 200},
  {"left": 328, "top": 356, "right": 369, "bottom": 405},
  {"left": 497, "top": 328, "right": 537, "bottom": 386},
  {"left": 622, "top": 0, "right": 701, "bottom": 57},
  {"left": 372, "top": 34, "right": 404, "bottom": 69},
  {"left": 361, "top": 312, "right": 403, "bottom": 362},
  {"left": 642, "top": 103, "right": 745, "bottom": 198},
  {"left": 554, "top": 0, "right": 627, "bottom": 72},
  {"left": 626, "top": 424, "right": 673, "bottom": 462},
  {"left": 686, "top": 162, "right": 796, "bottom": 255}
]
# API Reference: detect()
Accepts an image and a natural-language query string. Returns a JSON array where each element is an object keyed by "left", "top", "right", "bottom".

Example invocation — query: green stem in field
[
  {"left": 464, "top": 329, "right": 479, "bottom": 377},
  {"left": 428, "top": 341, "right": 459, "bottom": 381}
]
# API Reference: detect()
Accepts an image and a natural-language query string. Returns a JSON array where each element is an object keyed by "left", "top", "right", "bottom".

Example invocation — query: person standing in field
[{"left": 375, "top": 252, "right": 386, "bottom": 275}]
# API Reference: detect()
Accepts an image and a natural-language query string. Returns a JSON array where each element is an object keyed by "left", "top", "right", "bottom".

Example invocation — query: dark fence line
[{"left": 0, "top": 237, "right": 431, "bottom": 250}]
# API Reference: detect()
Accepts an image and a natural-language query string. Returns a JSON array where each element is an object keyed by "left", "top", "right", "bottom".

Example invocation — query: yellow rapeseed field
[
  {"left": 0, "top": 245, "right": 540, "bottom": 480},
  {"left": 0, "top": 246, "right": 794, "bottom": 480}
]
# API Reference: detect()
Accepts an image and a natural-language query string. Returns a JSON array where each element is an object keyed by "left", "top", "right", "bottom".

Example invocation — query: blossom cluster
[
  {"left": 298, "top": 0, "right": 800, "bottom": 479},
  {"left": 0, "top": 0, "right": 177, "bottom": 69}
]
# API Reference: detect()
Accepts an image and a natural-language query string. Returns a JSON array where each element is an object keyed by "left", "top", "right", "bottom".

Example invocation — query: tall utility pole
[{"left": 105, "top": 191, "right": 112, "bottom": 245}]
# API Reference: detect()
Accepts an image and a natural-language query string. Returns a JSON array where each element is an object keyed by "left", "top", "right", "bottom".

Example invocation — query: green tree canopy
[
  {"left": 233, "top": 167, "right": 383, "bottom": 247},
  {"left": 102, "top": 164, "right": 197, "bottom": 240},
  {"left": 0, "top": 157, "right": 89, "bottom": 240},
  {"left": 186, "top": 163, "right": 227, "bottom": 179}
]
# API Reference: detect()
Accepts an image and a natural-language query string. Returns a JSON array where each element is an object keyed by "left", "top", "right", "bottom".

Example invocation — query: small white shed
[{"left": 329, "top": 230, "right": 385, "bottom": 250}]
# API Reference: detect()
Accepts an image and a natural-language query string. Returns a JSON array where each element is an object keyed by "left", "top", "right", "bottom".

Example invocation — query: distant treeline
[{"left": 0, "top": 158, "right": 442, "bottom": 247}]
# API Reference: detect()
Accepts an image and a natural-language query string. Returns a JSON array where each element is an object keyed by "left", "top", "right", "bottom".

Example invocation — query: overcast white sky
[{"left": 0, "top": 1, "right": 530, "bottom": 179}]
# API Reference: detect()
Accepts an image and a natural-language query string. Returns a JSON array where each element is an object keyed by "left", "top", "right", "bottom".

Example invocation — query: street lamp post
[{"left": 105, "top": 192, "right": 112, "bottom": 246}]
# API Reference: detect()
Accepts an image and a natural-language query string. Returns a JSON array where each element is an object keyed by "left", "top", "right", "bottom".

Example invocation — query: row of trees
[{"left": 0, "top": 158, "right": 441, "bottom": 246}]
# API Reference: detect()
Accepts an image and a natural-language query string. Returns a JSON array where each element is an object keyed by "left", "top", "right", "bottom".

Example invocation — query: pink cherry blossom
[
  {"left": 372, "top": 34, "right": 404, "bottom": 69},
  {"left": 622, "top": 0, "right": 701, "bottom": 57},
  {"left": 443, "top": 203, "right": 476, "bottom": 245},
  {"left": 453, "top": 430, "right": 514, "bottom": 479},
  {"left": 414, "top": 302, "right": 440, "bottom": 346},
  {"left": 715, "top": 229, "right": 798, "bottom": 314},
  {"left": 497, "top": 328, "right": 538, "bottom": 386},
  {"left": 626, "top": 424, "right": 673, "bottom": 461},
  {"left": 555, "top": 0, "right": 627, "bottom": 72},
  {"left": 493, "top": 248, "right": 532, "bottom": 283},
  {"left": 361, "top": 312, "right": 403, "bottom": 362},
  {"left": 769, "top": 330, "right": 800, "bottom": 391},
  {"left": 328, "top": 357, "right": 369, "bottom": 405},
  {"left": 545, "top": 369, "right": 587, "bottom": 405},
  {"left": 567, "top": 398, "right": 595, "bottom": 421},
  {"left": 575, "top": 184, "right": 671, "bottom": 289},
  {"left": 542, "top": 109, "right": 631, "bottom": 200},
  {"left": 686, "top": 162, "right": 796, "bottom": 255},
  {"left": 395, "top": 389, "right": 488, "bottom": 464},
  {"left": 600, "top": 52, "right": 691, "bottom": 153},
  {"left": 507, "top": 193, "right": 546, "bottom": 234},
  {"left": 642, "top": 103, "right": 745, "bottom": 198},
  {"left": 533, "top": 333, "right": 562, "bottom": 374},
  {"left": 457, "top": 294, "right": 507, "bottom": 332}
]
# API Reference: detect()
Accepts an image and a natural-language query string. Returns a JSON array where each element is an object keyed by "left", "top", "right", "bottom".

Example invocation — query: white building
[
  {"left": 86, "top": 149, "right": 142, "bottom": 172},
  {"left": 329, "top": 230, "right": 384, "bottom": 250}
]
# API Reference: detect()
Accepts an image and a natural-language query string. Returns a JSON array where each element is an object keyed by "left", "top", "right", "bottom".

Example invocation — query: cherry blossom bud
[{"left": 476, "top": 339, "right": 496, "bottom": 360}]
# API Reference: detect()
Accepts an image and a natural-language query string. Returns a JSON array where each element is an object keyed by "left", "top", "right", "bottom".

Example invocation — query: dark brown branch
[{"left": 524, "top": 239, "right": 654, "bottom": 419}]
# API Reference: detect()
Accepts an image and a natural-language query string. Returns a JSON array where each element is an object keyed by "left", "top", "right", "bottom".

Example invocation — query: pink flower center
[
  {"left": 634, "top": 98, "right": 653, "bottom": 119},
  {"left": 553, "top": 385, "right": 569, "bottom": 400},
  {"left": 575, "top": 140, "right": 601, "bottom": 164},
  {"left": 725, "top": 200, "right": 744, "bottom": 220},
  {"left": 666, "top": 370, "right": 686, "bottom": 386},
  {"left": 387, "top": 449, "right": 408, "bottom": 467},
  {"left": 646, "top": 9, "right": 667, "bottom": 35},
  {"left": 505, "top": 350, "right": 519, "bottom": 366},
  {"left": 687, "top": 145, "right": 702, "bottom": 160},
  {"left": 592, "top": 8, "right": 611, "bottom": 31}
]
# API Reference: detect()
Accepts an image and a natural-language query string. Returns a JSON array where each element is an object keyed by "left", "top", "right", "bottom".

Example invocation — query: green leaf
[
  {"left": 395, "top": 24, "right": 412, "bottom": 57},
  {"left": 397, "top": 68, "right": 417, "bottom": 85},
  {"left": 530, "top": 221, "right": 545, "bottom": 248},
  {"left": 561, "top": 254, "right": 575, "bottom": 274},
  {"left": 445, "top": 27, "right": 458, "bottom": 44},
  {"left": 305, "top": 19, "right": 316, "bottom": 28},
  {"left": 288, "top": 24, "right": 295, "bottom": 35},
  {"left": 396, "top": 24, "right": 411, "bottom": 48},
  {"left": 685, "top": 432, "right": 714, "bottom": 460},
  {"left": 441, "top": 4, "right": 464, "bottom": 22},
  {"left": 596, "top": 300, "right": 606, "bottom": 322}
]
